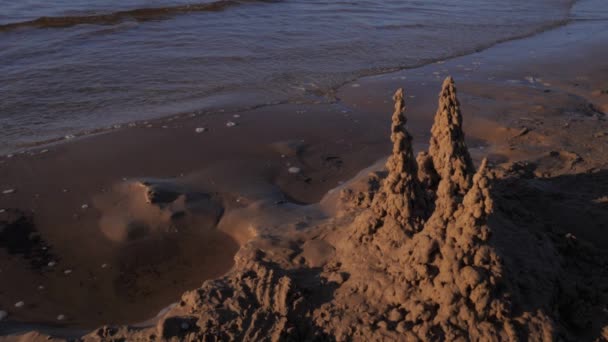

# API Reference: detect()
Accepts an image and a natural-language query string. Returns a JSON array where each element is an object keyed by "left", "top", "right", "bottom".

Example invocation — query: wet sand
[
  {"left": 1, "top": 15, "right": 608, "bottom": 338},
  {"left": 0, "top": 94, "right": 393, "bottom": 329}
]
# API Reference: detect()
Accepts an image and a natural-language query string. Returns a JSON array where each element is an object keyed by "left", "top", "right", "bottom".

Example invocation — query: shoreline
[
  {"left": 1, "top": 11, "right": 608, "bottom": 338},
  {"left": 0, "top": 2, "right": 579, "bottom": 157}
]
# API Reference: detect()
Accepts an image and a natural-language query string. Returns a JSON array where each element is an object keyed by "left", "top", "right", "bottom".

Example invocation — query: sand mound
[
  {"left": 71, "top": 78, "right": 608, "bottom": 341},
  {"left": 93, "top": 180, "right": 223, "bottom": 243}
]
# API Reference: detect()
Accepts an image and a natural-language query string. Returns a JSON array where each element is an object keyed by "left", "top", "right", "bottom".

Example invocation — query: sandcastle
[{"left": 85, "top": 77, "right": 608, "bottom": 341}]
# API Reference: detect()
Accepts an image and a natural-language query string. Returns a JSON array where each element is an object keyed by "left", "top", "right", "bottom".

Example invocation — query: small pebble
[
  {"left": 194, "top": 127, "right": 207, "bottom": 133},
  {"left": 48, "top": 261, "right": 56, "bottom": 267},
  {"left": 38, "top": 285, "right": 45, "bottom": 290},
  {"left": 288, "top": 167, "right": 301, "bottom": 174},
  {"left": 0, "top": 209, "right": 5, "bottom": 213},
  {"left": 101, "top": 263, "right": 108, "bottom": 269},
  {"left": 64, "top": 134, "right": 75, "bottom": 140},
  {"left": 57, "top": 314, "right": 66, "bottom": 321},
  {"left": 14, "top": 301, "right": 25, "bottom": 308},
  {"left": 180, "top": 322, "right": 189, "bottom": 330},
  {"left": 2, "top": 189, "right": 15, "bottom": 195},
  {"left": 351, "top": 83, "right": 360, "bottom": 88},
  {"left": 81, "top": 204, "right": 89, "bottom": 209},
  {"left": 64, "top": 269, "right": 72, "bottom": 275},
  {"left": 226, "top": 121, "right": 237, "bottom": 127},
  {"left": 233, "top": 114, "right": 240, "bottom": 118},
  {"left": 40, "top": 149, "right": 48, "bottom": 154}
]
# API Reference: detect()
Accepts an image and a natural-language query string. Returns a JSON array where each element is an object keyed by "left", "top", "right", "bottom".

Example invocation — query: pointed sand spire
[
  {"left": 460, "top": 158, "right": 493, "bottom": 227},
  {"left": 428, "top": 76, "right": 475, "bottom": 196},
  {"left": 371, "top": 88, "right": 426, "bottom": 233}
]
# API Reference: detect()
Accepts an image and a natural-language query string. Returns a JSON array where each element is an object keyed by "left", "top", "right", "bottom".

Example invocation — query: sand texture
[{"left": 66, "top": 78, "right": 607, "bottom": 341}]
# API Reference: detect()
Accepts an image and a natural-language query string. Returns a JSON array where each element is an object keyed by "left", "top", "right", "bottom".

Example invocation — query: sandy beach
[{"left": 1, "top": 2, "right": 608, "bottom": 340}]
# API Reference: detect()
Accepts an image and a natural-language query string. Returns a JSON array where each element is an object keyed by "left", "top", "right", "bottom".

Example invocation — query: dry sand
[{"left": 1, "top": 17, "right": 608, "bottom": 341}]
